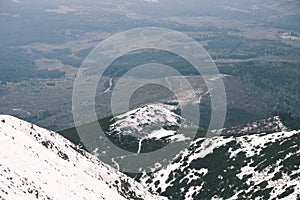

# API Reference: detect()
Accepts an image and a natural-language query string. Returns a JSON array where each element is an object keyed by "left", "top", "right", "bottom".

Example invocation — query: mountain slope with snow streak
[
  {"left": 0, "top": 115, "right": 166, "bottom": 200},
  {"left": 106, "top": 104, "right": 193, "bottom": 153},
  {"left": 139, "top": 130, "right": 300, "bottom": 200}
]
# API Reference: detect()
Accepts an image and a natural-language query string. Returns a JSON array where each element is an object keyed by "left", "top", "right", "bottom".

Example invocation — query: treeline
[
  {"left": 219, "top": 61, "right": 300, "bottom": 116},
  {"left": 32, "top": 48, "right": 83, "bottom": 68},
  {"left": 205, "top": 34, "right": 300, "bottom": 60},
  {"left": 102, "top": 49, "right": 201, "bottom": 77},
  {"left": 0, "top": 46, "right": 65, "bottom": 82}
]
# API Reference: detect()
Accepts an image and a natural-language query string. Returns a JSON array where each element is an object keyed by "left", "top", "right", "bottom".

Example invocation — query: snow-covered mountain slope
[
  {"left": 0, "top": 115, "right": 166, "bottom": 200},
  {"left": 139, "top": 130, "right": 300, "bottom": 199},
  {"left": 212, "top": 116, "right": 288, "bottom": 136},
  {"left": 106, "top": 104, "right": 192, "bottom": 153}
]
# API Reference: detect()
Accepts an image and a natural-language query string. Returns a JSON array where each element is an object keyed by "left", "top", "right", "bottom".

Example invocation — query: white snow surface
[
  {"left": 0, "top": 115, "right": 166, "bottom": 200},
  {"left": 112, "top": 104, "right": 180, "bottom": 134},
  {"left": 107, "top": 104, "right": 190, "bottom": 142}
]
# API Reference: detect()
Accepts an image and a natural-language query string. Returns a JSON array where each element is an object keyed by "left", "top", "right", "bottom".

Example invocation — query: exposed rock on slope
[
  {"left": 139, "top": 130, "right": 300, "bottom": 199},
  {"left": 0, "top": 115, "right": 166, "bottom": 200},
  {"left": 106, "top": 104, "right": 192, "bottom": 153},
  {"left": 213, "top": 116, "right": 288, "bottom": 136}
]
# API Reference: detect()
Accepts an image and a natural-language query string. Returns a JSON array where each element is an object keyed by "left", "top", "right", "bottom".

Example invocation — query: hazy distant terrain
[{"left": 0, "top": 0, "right": 299, "bottom": 130}]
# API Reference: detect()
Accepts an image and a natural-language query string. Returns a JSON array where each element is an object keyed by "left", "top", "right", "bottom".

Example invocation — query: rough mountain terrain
[{"left": 0, "top": 115, "right": 166, "bottom": 200}]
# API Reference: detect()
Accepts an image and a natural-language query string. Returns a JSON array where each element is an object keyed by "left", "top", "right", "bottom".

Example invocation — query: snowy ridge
[
  {"left": 212, "top": 116, "right": 288, "bottom": 136},
  {"left": 0, "top": 115, "right": 166, "bottom": 200},
  {"left": 106, "top": 104, "right": 191, "bottom": 153},
  {"left": 108, "top": 104, "right": 182, "bottom": 138},
  {"left": 139, "top": 130, "right": 300, "bottom": 199}
]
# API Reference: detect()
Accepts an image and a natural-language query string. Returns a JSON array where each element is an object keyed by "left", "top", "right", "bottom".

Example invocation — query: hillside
[
  {"left": 0, "top": 115, "right": 166, "bottom": 200},
  {"left": 139, "top": 130, "right": 300, "bottom": 199},
  {"left": 1, "top": 109, "right": 299, "bottom": 199},
  {"left": 106, "top": 104, "right": 192, "bottom": 153},
  {"left": 60, "top": 103, "right": 299, "bottom": 199}
]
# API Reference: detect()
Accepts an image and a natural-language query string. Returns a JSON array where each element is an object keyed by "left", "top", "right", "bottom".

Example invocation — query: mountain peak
[{"left": 106, "top": 103, "right": 191, "bottom": 154}]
